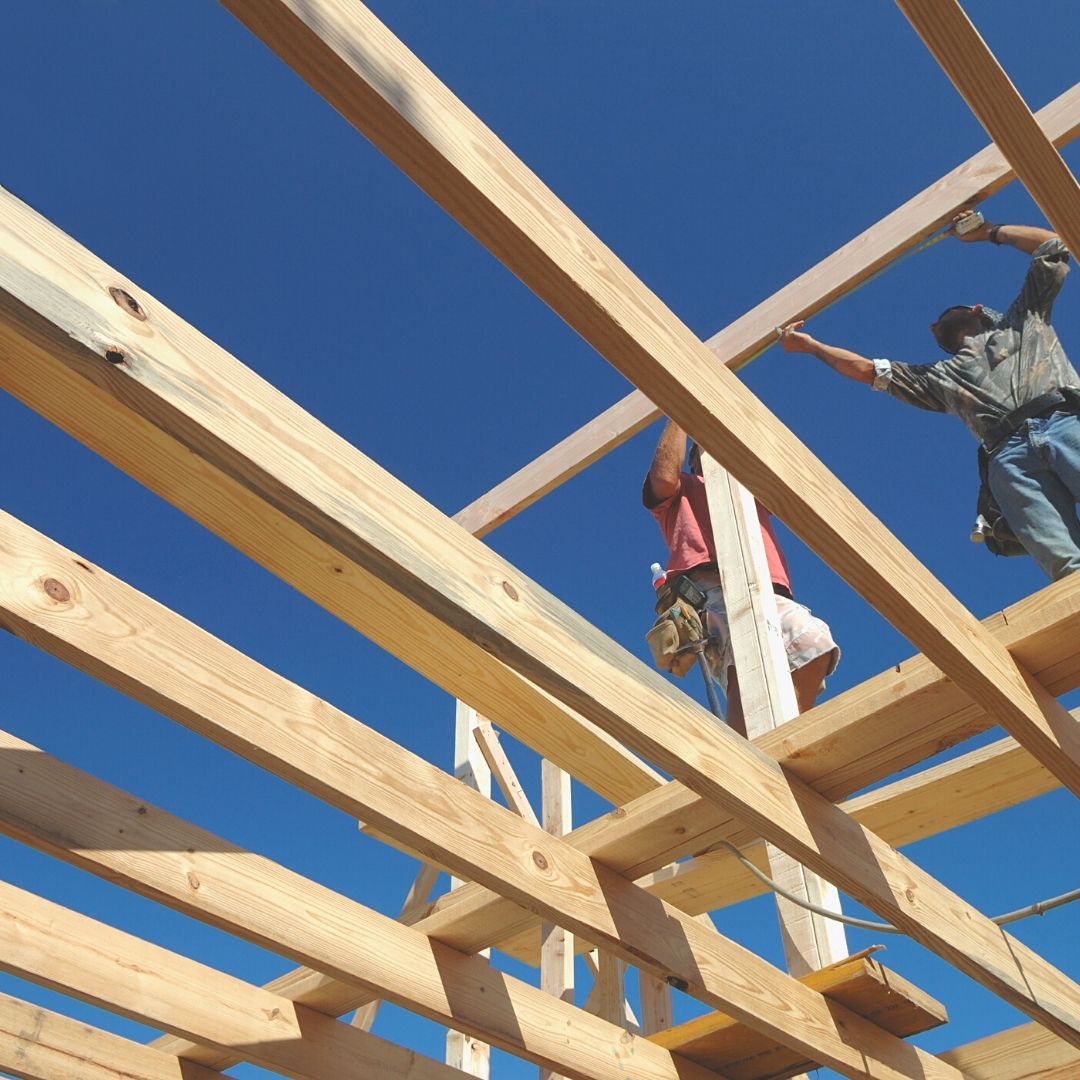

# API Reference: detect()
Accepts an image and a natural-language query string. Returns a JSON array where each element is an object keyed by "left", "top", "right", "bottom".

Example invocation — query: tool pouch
[{"left": 646, "top": 598, "right": 704, "bottom": 677}]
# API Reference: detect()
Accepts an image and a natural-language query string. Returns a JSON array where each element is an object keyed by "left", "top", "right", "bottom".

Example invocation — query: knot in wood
[
  {"left": 501, "top": 580, "right": 519, "bottom": 601},
  {"left": 532, "top": 849, "right": 548, "bottom": 871},
  {"left": 905, "top": 888, "right": 916, "bottom": 904},
  {"left": 104, "top": 346, "right": 126, "bottom": 365},
  {"left": 42, "top": 577, "right": 71, "bottom": 603},
  {"left": 108, "top": 286, "right": 147, "bottom": 321}
]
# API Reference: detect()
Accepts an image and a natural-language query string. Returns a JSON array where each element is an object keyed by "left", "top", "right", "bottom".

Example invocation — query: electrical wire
[{"left": 714, "top": 840, "right": 1080, "bottom": 934}]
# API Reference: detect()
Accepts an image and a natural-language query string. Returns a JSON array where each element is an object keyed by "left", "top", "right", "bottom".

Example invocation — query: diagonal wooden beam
[
  {"left": 452, "top": 79, "right": 1080, "bottom": 539},
  {"left": 0, "top": 729, "right": 718, "bottom": 1080},
  {"left": 896, "top": 0, "right": 1080, "bottom": 255},
  {"left": 0, "top": 517, "right": 965, "bottom": 1079},
  {"left": 0, "top": 991, "right": 228, "bottom": 1080},
  {"left": 1, "top": 190, "right": 1079, "bottom": 1048},
  {"left": 939, "top": 1021, "right": 1080, "bottom": 1079},
  {"left": 0, "top": 879, "right": 468, "bottom": 1080},
  {"left": 213, "top": 1, "right": 1080, "bottom": 800}
]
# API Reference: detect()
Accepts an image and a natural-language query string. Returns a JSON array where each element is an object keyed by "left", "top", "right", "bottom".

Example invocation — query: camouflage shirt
[{"left": 871, "top": 238, "right": 1077, "bottom": 447}]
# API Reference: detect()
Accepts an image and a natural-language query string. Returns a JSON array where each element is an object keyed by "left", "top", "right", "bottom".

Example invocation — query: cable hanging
[{"left": 714, "top": 840, "right": 1080, "bottom": 934}]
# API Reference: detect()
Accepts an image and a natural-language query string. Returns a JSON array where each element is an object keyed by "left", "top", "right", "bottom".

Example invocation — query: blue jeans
[{"left": 987, "top": 410, "right": 1080, "bottom": 580}]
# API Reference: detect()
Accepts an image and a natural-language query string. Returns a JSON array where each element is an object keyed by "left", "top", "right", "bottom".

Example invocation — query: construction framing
[{"left": 0, "top": 1, "right": 1078, "bottom": 1077}]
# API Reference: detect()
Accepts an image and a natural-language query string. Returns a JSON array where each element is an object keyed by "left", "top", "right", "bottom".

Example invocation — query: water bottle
[{"left": 650, "top": 562, "right": 667, "bottom": 591}]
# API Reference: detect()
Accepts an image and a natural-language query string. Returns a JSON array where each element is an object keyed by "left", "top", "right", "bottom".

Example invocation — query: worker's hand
[
  {"left": 777, "top": 321, "right": 816, "bottom": 354},
  {"left": 950, "top": 209, "right": 993, "bottom": 244}
]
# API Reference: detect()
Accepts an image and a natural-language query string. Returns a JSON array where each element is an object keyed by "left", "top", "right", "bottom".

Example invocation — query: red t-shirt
[{"left": 644, "top": 472, "right": 792, "bottom": 593}]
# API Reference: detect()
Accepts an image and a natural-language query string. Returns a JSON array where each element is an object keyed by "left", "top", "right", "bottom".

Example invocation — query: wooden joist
[
  {"left": 939, "top": 1021, "right": 1080, "bottom": 1079},
  {"left": 0, "top": 517, "right": 966, "bottom": 1080},
  {"left": 0, "top": 728, "right": 718, "bottom": 1080},
  {"left": 451, "top": 78, "right": 1080, "bottom": 539},
  {"left": 0, "top": 991, "right": 228, "bottom": 1080},
  {"left": 650, "top": 948, "right": 947, "bottom": 1080},
  {"left": 1, "top": 189, "right": 1079, "bottom": 1050},
  {"left": 896, "top": 0, "right": 1080, "bottom": 256}
]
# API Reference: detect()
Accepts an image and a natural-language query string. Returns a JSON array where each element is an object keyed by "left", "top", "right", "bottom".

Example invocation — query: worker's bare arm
[
  {"left": 778, "top": 321, "right": 875, "bottom": 384},
  {"left": 951, "top": 210, "right": 1057, "bottom": 254},
  {"left": 647, "top": 418, "right": 687, "bottom": 502}
]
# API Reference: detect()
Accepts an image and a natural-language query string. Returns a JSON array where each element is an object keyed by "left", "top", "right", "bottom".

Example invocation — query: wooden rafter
[
  {"left": 0, "top": 879, "right": 465, "bottom": 1080},
  {"left": 1, "top": 185, "right": 1079, "bottom": 1051},
  {"left": 896, "top": 0, "right": 1080, "bottom": 256},
  {"left": 0, "top": 991, "right": 228, "bottom": 1080},
  {"left": 939, "top": 1021, "right": 1080, "bottom": 1079},
  {"left": 0, "top": 514, "right": 966, "bottom": 1079},
  {"left": 0, "top": 727, "right": 716, "bottom": 1080},
  {"left": 451, "top": 79, "right": 1080, "bottom": 539}
]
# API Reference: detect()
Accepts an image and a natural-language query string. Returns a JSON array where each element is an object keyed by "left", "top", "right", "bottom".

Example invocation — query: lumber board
[
  {"left": 0, "top": 880, "right": 467, "bottom": 1080},
  {"left": 1, "top": 200, "right": 1079, "bottom": 1051},
  {"left": 495, "top": 728, "right": 1060, "bottom": 963},
  {"left": 939, "top": 1021, "right": 1080, "bottom": 1078},
  {"left": 213, "top": 1, "right": 1080, "bottom": 809},
  {"left": 650, "top": 949, "right": 947, "bottom": 1080},
  {"left": 896, "top": 0, "right": 1080, "bottom": 256},
  {"left": 451, "top": 79, "right": 1080, "bottom": 539},
  {"left": 0, "top": 991, "right": 227, "bottom": 1080},
  {"left": 702, "top": 453, "right": 847, "bottom": 977},
  {"left": 0, "top": 519, "right": 965, "bottom": 1080},
  {"left": 0, "top": 729, "right": 717, "bottom": 1080}
]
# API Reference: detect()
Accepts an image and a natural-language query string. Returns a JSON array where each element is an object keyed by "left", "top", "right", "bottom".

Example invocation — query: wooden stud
[
  {"left": 539, "top": 757, "right": 574, "bottom": 1080},
  {"left": 701, "top": 453, "right": 848, "bottom": 977},
  {"left": 451, "top": 80, "right": 1080, "bottom": 539},
  {"left": 896, "top": 0, "right": 1080, "bottom": 255},
  {"left": 447, "top": 701, "right": 491, "bottom": 1078},
  {"left": 0, "top": 879, "right": 467, "bottom": 1080},
  {"left": 474, "top": 720, "right": 539, "bottom": 826},
  {"left": 0, "top": 990, "right": 225, "bottom": 1080}
]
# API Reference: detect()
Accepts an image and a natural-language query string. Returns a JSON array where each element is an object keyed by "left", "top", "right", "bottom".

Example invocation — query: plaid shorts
[{"left": 687, "top": 569, "right": 840, "bottom": 695}]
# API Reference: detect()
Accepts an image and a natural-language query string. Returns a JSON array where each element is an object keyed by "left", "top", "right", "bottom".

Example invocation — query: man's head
[{"left": 930, "top": 303, "right": 986, "bottom": 354}]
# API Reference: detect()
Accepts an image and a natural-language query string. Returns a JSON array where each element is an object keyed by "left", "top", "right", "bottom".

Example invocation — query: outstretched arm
[
  {"left": 951, "top": 209, "right": 1057, "bottom": 255},
  {"left": 778, "top": 321, "right": 875, "bottom": 384},
  {"left": 647, "top": 418, "right": 687, "bottom": 503}
]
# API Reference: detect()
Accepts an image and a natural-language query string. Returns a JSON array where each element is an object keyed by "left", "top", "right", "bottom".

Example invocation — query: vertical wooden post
[
  {"left": 539, "top": 758, "right": 573, "bottom": 1080},
  {"left": 447, "top": 701, "right": 492, "bottom": 1078},
  {"left": 700, "top": 454, "right": 848, "bottom": 976}
]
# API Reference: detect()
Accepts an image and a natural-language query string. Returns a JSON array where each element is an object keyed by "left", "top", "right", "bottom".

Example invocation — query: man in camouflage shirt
[{"left": 778, "top": 212, "right": 1080, "bottom": 580}]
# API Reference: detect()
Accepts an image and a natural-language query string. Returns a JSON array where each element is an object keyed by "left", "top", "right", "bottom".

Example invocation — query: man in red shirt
[{"left": 644, "top": 418, "right": 839, "bottom": 736}]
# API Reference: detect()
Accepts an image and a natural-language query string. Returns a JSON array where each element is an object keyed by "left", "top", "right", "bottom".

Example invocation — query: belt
[{"left": 983, "top": 389, "right": 1079, "bottom": 454}]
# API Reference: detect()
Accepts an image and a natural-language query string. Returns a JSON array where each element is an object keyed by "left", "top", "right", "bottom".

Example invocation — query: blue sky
[{"left": 2, "top": 2, "right": 1079, "bottom": 1077}]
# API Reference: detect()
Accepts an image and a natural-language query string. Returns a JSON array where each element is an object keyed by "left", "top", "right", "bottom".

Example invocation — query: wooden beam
[
  {"left": 701, "top": 454, "right": 847, "bottom": 977},
  {"left": 215, "top": 1, "right": 1080, "bottom": 810},
  {"left": 539, "top": 757, "right": 574, "bottom": 1080},
  {"left": 896, "top": 0, "right": 1080, "bottom": 255},
  {"left": 0, "top": 879, "right": 466, "bottom": 1080},
  {"left": 939, "top": 1021, "right": 1080, "bottom": 1079},
  {"left": 0, "top": 521, "right": 968, "bottom": 1079},
  {"left": 474, "top": 720, "right": 539, "bottom": 826},
  {"left": 451, "top": 80, "right": 1080, "bottom": 539},
  {"left": 0, "top": 991, "right": 227, "bottom": 1080},
  {"left": 447, "top": 701, "right": 491, "bottom": 1078},
  {"left": 0, "top": 729, "right": 716, "bottom": 1080}
]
